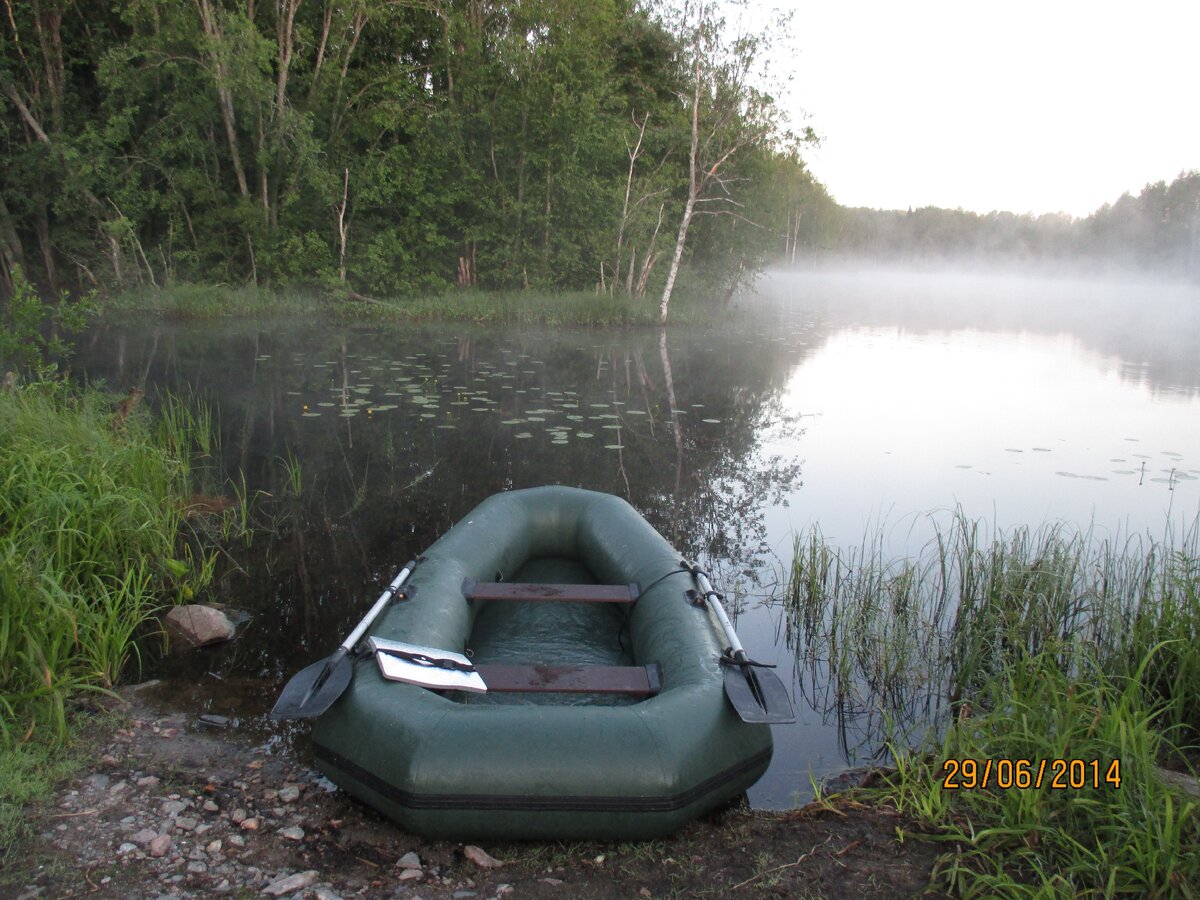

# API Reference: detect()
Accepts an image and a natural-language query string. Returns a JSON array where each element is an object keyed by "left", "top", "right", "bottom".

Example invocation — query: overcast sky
[{"left": 767, "top": 0, "right": 1200, "bottom": 217}]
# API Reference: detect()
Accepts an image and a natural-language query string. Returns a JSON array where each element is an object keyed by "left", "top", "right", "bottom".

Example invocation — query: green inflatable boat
[{"left": 293, "top": 486, "right": 791, "bottom": 840}]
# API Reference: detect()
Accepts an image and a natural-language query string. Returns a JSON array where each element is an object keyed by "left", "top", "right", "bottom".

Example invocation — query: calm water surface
[{"left": 76, "top": 269, "right": 1200, "bottom": 808}]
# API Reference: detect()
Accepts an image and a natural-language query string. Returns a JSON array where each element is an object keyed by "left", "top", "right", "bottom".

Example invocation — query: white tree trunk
[
  {"left": 658, "top": 192, "right": 694, "bottom": 323},
  {"left": 659, "top": 20, "right": 703, "bottom": 324}
]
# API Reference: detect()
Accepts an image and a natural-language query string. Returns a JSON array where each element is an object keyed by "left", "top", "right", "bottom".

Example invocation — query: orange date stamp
[{"left": 941, "top": 758, "right": 1122, "bottom": 790}]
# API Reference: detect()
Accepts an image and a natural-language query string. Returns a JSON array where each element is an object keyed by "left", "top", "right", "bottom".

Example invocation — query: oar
[
  {"left": 683, "top": 560, "right": 795, "bottom": 724},
  {"left": 270, "top": 559, "right": 418, "bottom": 720}
]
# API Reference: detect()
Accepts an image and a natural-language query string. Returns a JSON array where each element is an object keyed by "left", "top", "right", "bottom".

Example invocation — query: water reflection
[
  {"left": 72, "top": 271, "right": 1200, "bottom": 808},
  {"left": 75, "top": 317, "right": 807, "bottom": 680}
]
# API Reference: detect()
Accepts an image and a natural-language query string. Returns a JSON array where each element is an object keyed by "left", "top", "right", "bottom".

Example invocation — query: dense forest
[
  {"left": 1, "top": 0, "right": 1195, "bottom": 316},
  {"left": 822, "top": 171, "right": 1200, "bottom": 278},
  {"left": 0, "top": 0, "right": 829, "bottom": 308}
]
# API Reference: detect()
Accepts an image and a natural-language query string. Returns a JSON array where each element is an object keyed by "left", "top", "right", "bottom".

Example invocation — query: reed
[
  {"left": 788, "top": 513, "right": 1200, "bottom": 895},
  {"left": 787, "top": 514, "right": 1200, "bottom": 742},
  {"left": 107, "top": 284, "right": 707, "bottom": 326},
  {"left": 0, "top": 381, "right": 217, "bottom": 745},
  {"left": 108, "top": 283, "right": 315, "bottom": 318}
]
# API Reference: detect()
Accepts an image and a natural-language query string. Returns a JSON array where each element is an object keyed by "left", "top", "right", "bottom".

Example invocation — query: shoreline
[{"left": 2, "top": 685, "right": 943, "bottom": 899}]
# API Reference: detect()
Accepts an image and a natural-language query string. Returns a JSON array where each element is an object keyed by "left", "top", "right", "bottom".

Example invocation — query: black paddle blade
[
  {"left": 723, "top": 665, "right": 795, "bottom": 724},
  {"left": 270, "top": 654, "right": 354, "bottom": 720}
]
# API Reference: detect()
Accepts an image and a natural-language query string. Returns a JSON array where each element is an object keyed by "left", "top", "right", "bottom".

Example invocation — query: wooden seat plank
[
  {"left": 476, "top": 663, "right": 662, "bottom": 696},
  {"left": 464, "top": 580, "right": 639, "bottom": 604}
]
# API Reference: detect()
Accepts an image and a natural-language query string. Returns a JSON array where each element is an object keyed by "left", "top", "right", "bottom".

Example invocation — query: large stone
[
  {"left": 463, "top": 846, "right": 503, "bottom": 869},
  {"left": 163, "top": 605, "right": 235, "bottom": 648},
  {"left": 1158, "top": 767, "right": 1200, "bottom": 799}
]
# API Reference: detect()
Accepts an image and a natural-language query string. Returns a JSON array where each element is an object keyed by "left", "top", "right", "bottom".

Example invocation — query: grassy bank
[
  {"left": 107, "top": 284, "right": 708, "bottom": 326},
  {"left": 0, "top": 381, "right": 219, "bottom": 743},
  {"left": 0, "top": 380, "right": 223, "bottom": 855},
  {"left": 789, "top": 516, "right": 1200, "bottom": 895}
]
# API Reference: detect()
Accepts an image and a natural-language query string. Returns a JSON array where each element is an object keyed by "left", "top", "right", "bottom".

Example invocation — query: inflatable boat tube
[{"left": 311, "top": 486, "right": 773, "bottom": 839}]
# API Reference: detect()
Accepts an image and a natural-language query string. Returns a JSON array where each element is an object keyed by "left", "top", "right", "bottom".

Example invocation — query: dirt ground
[{"left": 2, "top": 685, "right": 949, "bottom": 899}]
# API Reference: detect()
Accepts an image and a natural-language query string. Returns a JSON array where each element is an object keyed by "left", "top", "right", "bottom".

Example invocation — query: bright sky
[{"left": 768, "top": 0, "right": 1200, "bottom": 217}]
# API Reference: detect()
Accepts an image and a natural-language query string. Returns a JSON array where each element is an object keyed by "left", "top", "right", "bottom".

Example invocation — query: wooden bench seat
[
  {"left": 476, "top": 663, "right": 661, "bottom": 696},
  {"left": 463, "top": 579, "right": 640, "bottom": 604}
]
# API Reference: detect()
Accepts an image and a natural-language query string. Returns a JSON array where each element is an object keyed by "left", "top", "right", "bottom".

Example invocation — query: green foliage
[
  {"left": 788, "top": 515, "right": 1200, "bottom": 743},
  {"left": 0, "top": 0, "right": 817, "bottom": 305},
  {"left": 0, "top": 382, "right": 218, "bottom": 746},
  {"left": 789, "top": 515, "right": 1200, "bottom": 895},
  {"left": 0, "top": 265, "right": 97, "bottom": 374},
  {"left": 882, "top": 653, "right": 1199, "bottom": 897},
  {"left": 0, "top": 731, "right": 95, "bottom": 866}
]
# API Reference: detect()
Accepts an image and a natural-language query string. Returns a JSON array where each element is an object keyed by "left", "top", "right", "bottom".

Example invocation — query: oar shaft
[
  {"left": 691, "top": 566, "right": 747, "bottom": 659},
  {"left": 341, "top": 560, "right": 417, "bottom": 652}
]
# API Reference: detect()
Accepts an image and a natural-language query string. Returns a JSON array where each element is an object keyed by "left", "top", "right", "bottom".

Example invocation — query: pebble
[
  {"left": 131, "top": 828, "right": 160, "bottom": 847},
  {"left": 262, "top": 870, "right": 318, "bottom": 896},
  {"left": 32, "top": 712, "right": 652, "bottom": 900}
]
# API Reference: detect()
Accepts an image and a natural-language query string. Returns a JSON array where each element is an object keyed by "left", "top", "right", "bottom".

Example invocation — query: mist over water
[
  {"left": 741, "top": 266, "right": 1200, "bottom": 555},
  {"left": 751, "top": 266, "right": 1200, "bottom": 398},
  {"left": 74, "top": 266, "right": 1200, "bottom": 808}
]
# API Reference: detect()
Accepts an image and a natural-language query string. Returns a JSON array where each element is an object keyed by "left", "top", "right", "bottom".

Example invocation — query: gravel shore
[{"left": 5, "top": 686, "right": 944, "bottom": 899}]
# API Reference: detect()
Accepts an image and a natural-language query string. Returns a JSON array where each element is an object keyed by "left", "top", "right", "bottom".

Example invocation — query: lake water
[{"left": 75, "top": 268, "right": 1200, "bottom": 808}]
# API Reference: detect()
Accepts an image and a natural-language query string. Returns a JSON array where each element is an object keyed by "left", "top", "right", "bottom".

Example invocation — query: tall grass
[
  {"left": 788, "top": 514, "right": 1200, "bottom": 895},
  {"left": 788, "top": 514, "right": 1200, "bottom": 743},
  {"left": 107, "top": 283, "right": 316, "bottom": 319},
  {"left": 107, "top": 283, "right": 708, "bottom": 325},
  {"left": 0, "top": 381, "right": 217, "bottom": 745}
]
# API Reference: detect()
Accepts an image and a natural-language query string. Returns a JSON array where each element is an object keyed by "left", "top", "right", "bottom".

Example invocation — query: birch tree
[{"left": 658, "top": 1, "right": 781, "bottom": 322}]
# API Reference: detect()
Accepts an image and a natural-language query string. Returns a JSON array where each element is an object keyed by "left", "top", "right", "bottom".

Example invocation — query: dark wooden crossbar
[
  {"left": 463, "top": 580, "right": 640, "bottom": 604},
  {"left": 476, "top": 663, "right": 662, "bottom": 696}
]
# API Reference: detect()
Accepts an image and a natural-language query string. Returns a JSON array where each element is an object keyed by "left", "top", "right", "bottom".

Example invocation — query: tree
[
  {"left": 657, "top": 1, "right": 784, "bottom": 322},
  {"left": 0, "top": 0, "right": 825, "bottom": 303}
]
